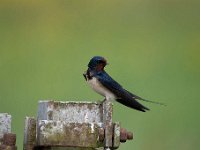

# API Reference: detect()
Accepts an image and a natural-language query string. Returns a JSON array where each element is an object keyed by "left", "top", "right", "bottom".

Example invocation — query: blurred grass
[{"left": 0, "top": 0, "right": 200, "bottom": 149}]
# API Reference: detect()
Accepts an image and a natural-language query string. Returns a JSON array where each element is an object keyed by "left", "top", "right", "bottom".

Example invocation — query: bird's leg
[
  {"left": 95, "top": 98, "right": 106, "bottom": 105},
  {"left": 102, "top": 98, "right": 107, "bottom": 103}
]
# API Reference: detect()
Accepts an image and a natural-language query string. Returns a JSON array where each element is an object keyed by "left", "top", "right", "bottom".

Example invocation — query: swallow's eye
[{"left": 98, "top": 60, "right": 104, "bottom": 64}]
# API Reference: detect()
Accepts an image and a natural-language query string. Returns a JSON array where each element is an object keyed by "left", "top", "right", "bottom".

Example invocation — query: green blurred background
[{"left": 0, "top": 0, "right": 200, "bottom": 149}]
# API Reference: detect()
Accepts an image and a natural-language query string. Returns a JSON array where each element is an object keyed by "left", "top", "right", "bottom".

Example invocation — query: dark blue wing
[{"left": 96, "top": 71, "right": 149, "bottom": 112}]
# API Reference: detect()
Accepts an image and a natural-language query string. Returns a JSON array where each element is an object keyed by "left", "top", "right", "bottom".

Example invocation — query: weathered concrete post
[{"left": 23, "top": 100, "right": 133, "bottom": 150}]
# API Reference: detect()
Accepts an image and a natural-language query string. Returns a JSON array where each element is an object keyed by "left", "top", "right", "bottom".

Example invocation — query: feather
[{"left": 96, "top": 71, "right": 149, "bottom": 112}]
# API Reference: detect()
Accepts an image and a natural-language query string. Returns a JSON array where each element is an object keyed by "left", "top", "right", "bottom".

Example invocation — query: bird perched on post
[{"left": 83, "top": 56, "right": 164, "bottom": 112}]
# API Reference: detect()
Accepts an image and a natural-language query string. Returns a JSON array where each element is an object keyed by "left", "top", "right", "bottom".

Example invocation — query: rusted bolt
[
  {"left": 24, "top": 145, "right": 36, "bottom": 150},
  {"left": 120, "top": 128, "right": 133, "bottom": 143},
  {"left": 0, "top": 145, "right": 17, "bottom": 150},
  {"left": 0, "top": 145, "right": 7, "bottom": 150},
  {"left": 127, "top": 131, "right": 133, "bottom": 140},
  {"left": 98, "top": 127, "right": 105, "bottom": 142},
  {"left": 3, "top": 133, "right": 16, "bottom": 146},
  {"left": 120, "top": 128, "right": 127, "bottom": 143}
]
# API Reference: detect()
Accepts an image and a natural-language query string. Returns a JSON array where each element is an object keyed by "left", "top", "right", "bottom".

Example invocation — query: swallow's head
[{"left": 88, "top": 56, "right": 108, "bottom": 71}]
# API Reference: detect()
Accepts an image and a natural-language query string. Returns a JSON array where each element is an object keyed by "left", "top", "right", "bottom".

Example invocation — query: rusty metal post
[
  {"left": 23, "top": 100, "right": 133, "bottom": 150},
  {"left": 23, "top": 117, "right": 36, "bottom": 150},
  {"left": 36, "top": 101, "right": 104, "bottom": 149},
  {"left": 0, "top": 113, "right": 17, "bottom": 150},
  {"left": 102, "top": 101, "right": 113, "bottom": 150},
  {"left": 0, "top": 113, "right": 11, "bottom": 144}
]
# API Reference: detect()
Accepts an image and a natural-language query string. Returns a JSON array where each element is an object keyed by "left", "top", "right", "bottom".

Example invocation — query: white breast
[{"left": 87, "top": 77, "right": 116, "bottom": 100}]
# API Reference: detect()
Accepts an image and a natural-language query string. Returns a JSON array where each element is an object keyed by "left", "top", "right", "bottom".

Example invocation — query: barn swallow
[{"left": 83, "top": 56, "right": 164, "bottom": 112}]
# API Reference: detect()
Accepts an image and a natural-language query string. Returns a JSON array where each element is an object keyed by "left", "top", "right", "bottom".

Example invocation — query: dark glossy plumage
[
  {"left": 88, "top": 56, "right": 107, "bottom": 69},
  {"left": 84, "top": 56, "right": 150, "bottom": 112},
  {"left": 95, "top": 71, "right": 149, "bottom": 112}
]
